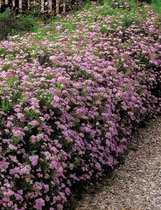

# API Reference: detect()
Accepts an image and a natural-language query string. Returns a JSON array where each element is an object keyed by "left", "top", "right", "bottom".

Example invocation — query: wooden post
[
  {"left": 41, "top": 0, "right": 44, "bottom": 12},
  {"left": 62, "top": 0, "right": 66, "bottom": 14},
  {"left": 27, "top": 0, "right": 30, "bottom": 9},
  {"left": 56, "top": 0, "right": 59, "bottom": 15},
  {"left": 12, "top": 0, "right": 15, "bottom": 7},
  {"left": 48, "top": 0, "right": 52, "bottom": 12},
  {"left": 19, "top": 0, "right": 22, "bottom": 9}
]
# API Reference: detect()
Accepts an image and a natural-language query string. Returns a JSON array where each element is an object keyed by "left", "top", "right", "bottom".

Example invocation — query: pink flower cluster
[{"left": 0, "top": 1, "right": 161, "bottom": 209}]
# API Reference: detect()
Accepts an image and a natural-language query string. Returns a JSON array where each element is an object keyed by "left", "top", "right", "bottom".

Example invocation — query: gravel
[{"left": 75, "top": 117, "right": 161, "bottom": 210}]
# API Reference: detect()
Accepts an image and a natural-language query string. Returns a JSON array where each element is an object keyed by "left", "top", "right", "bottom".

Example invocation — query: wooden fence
[{"left": 0, "top": 0, "right": 66, "bottom": 14}]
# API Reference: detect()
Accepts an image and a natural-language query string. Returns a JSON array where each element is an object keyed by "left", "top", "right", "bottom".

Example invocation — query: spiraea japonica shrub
[{"left": 0, "top": 1, "right": 161, "bottom": 209}]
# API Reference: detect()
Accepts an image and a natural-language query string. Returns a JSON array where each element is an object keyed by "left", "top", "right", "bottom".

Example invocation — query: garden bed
[{"left": 0, "top": 1, "right": 161, "bottom": 209}]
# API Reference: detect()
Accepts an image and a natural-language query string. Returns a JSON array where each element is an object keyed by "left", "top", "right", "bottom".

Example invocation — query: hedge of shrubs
[{"left": 0, "top": 1, "right": 161, "bottom": 209}]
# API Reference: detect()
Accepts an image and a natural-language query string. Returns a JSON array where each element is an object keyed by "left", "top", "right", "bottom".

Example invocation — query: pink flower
[
  {"left": 106, "top": 156, "right": 114, "bottom": 167},
  {"left": 53, "top": 95, "right": 60, "bottom": 103},
  {"left": 0, "top": 160, "right": 9, "bottom": 170},
  {"left": 9, "top": 167, "right": 20, "bottom": 175},
  {"left": 8, "top": 144, "right": 17, "bottom": 150},
  {"left": 15, "top": 193, "right": 23, "bottom": 201},
  {"left": 50, "top": 160, "right": 58, "bottom": 169},
  {"left": 19, "top": 165, "right": 31, "bottom": 175},
  {"left": 50, "top": 55, "right": 57, "bottom": 61},
  {"left": 56, "top": 25, "right": 61, "bottom": 30},
  {"left": 65, "top": 187, "right": 71, "bottom": 196},
  {"left": 28, "top": 120, "right": 39, "bottom": 126},
  {"left": 95, "top": 162, "right": 101, "bottom": 171},
  {"left": 12, "top": 130, "right": 25, "bottom": 139},
  {"left": 149, "top": 27, "right": 156, "bottom": 33},
  {"left": 35, "top": 198, "right": 45, "bottom": 210},
  {"left": 57, "top": 204, "right": 63, "bottom": 210},
  {"left": 17, "top": 113, "right": 26, "bottom": 122},
  {"left": 29, "top": 155, "right": 39, "bottom": 166}
]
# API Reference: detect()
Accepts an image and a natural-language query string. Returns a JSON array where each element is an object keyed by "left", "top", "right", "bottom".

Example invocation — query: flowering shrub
[{"left": 0, "top": 1, "right": 161, "bottom": 209}]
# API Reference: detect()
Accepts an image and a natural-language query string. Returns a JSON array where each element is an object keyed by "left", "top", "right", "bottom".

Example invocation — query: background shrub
[
  {"left": 0, "top": 9, "right": 16, "bottom": 40},
  {"left": 0, "top": 10, "right": 37, "bottom": 40}
]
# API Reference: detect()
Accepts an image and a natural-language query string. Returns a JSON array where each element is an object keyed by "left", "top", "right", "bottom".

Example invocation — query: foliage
[
  {"left": 0, "top": 9, "right": 16, "bottom": 40},
  {"left": 0, "top": 10, "right": 38, "bottom": 40},
  {"left": 152, "top": 0, "right": 161, "bottom": 13},
  {"left": 0, "top": 1, "right": 161, "bottom": 210}
]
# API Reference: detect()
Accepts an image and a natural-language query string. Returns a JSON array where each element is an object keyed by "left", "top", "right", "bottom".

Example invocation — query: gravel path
[{"left": 75, "top": 117, "right": 161, "bottom": 210}]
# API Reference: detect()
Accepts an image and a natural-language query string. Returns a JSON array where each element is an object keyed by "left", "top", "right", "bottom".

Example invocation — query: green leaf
[
  {"left": 7, "top": 77, "right": 16, "bottom": 87},
  {"left": 11, "top": 136, "right": 21, "bottom": 144}
]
